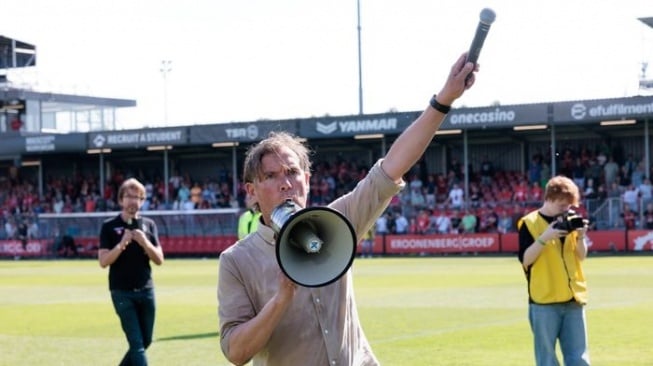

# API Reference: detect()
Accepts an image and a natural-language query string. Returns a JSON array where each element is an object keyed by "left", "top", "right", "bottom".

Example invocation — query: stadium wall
[{"left": 2, "top": 230, "right": 651, "bottom": 259}]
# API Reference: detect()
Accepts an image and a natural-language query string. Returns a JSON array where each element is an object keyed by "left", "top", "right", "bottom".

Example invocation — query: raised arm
[{"left": 382, "top": 53, "right": 476, "bottom": 182}]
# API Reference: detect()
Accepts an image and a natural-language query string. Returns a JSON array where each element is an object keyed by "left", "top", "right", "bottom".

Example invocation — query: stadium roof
[
  {"left": 0, "top": 87, "right": 136, "bottom": 114},
  {"left": 1, "top": 35, "right": 134, "bottom": 129},
  {"left": 639, "top": 17, "right": 653, "bottom": 29},
  {"left": 0, "top": 35, "right": 36, "bottom": 69}
]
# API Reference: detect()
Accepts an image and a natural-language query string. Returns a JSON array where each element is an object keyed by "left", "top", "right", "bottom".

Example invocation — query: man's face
[
  {"left": 550, "top": 199, "right": 573, "bottom": 217},
  {"left": 120, "top": 188, "right": 144, "bottom": 215},
  {"left": 247, "top": 146, "right": 310, "bottom": 224}
]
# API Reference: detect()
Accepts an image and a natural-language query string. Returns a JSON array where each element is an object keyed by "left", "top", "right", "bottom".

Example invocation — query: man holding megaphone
[{"left": 218, "top": 52, "right": 479, "bottom": 366}]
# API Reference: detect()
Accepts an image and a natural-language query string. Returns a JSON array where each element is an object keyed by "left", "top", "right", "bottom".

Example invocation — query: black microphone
[
  {"left": 466, "top": 8, "right": 496, "bottom": 82},
  {"left": 127, "top": 217, "right": 142, "bottom": 230}
]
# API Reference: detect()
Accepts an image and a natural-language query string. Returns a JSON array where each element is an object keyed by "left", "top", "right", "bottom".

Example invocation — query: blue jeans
[
  {"left": 529, "top": 302, "right": 590, "bottom": 366},
  {"left": 362, "top": 239, "right": 374, "bottom": 257},
  {"left": 111, "top": 288, "right": 156, "bottom": 366}
]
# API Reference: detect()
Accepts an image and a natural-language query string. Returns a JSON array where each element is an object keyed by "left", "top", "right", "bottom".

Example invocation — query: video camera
[{"left": 553, "top": 210, "right": 585, "bottom": 232}]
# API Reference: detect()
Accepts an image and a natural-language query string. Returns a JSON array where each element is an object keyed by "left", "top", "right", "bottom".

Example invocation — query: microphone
[
  {"left": 466, "top": 8, "right": 496, "bottom": 82},
  {"left": 126, "top": 217, "right": 141, "bottom": 230}
]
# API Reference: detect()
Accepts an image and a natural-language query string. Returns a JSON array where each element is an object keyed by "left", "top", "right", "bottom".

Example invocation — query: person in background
[
  {"left": 374, "top": 211, "right": 389, "bottom": 236},
  {"left": 517, "top": 175, "right": 590, "bottom": 366},
  {"left": 393, "top": 211, "right": 409, "bottom": 234},
  {"left": 643, "top": 201, "right": 653, "bottom": 229},
  {"left": 461, "top": 209, "right": 477, "bottom": 233},
  {"left": 16, "top": 218, "right": 28, "bottom": 250},
  {"left": 479, "top": 154, "right": 494, "bottom": 186},
  {"left": 603, "top": 156, "right": 619, "bottom": 188},
  {"left": 497, "top": 209, "right": 513, "bottom": 234},
  {"left": 620, "top": 205, "right": 637, "bottom": 230},
  {"left": 218, "top": 51, "right": 478, "bottom": 366},
  {"left": 360, "top": 224, "right": 375, "bottom": 258},
  {"left": 237, "top": 194, "right": 261, "bottom": 240},
  {"left": 434, "top": 209, "right": 451, "bottom": 234},
  {"left": 415, "top": 209, "right": 432, "bottom": 234},
  {"left": 4, "top": 217, "right": 17, "bottom": 241},
  {"left": 621, "top": 184, "right": 640, "bottom": 212},
  {"left": 27, "top": 218, "right": 39, "bottom": 241},
  {"left": 445, "top": 182, "right": 464, "bottom": 210},
  {"left": 638, "top": 177, "right": 652, "bottom": 208},
  {"left": 450, "top": 209, "right": 462, "bottom": 234},
  {"left": 53, "top": 226, "right": 78, "bottom": 258},
  {"left": 98, "top": 178, "right": 164, "bottom": 366}
]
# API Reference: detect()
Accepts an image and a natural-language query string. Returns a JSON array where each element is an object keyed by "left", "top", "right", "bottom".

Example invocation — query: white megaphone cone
[{"left": 271, "top": 200, "right": 357, "bottom": 287}]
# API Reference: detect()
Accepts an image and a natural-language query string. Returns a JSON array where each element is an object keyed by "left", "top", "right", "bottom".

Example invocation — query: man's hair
[
  {"left": 242, "top": 131, "right": 312, "bottom": 184},
  {"left": 118, "top": 178, "right": 146, "bottom": 201},
  {"left": 543, "top": 175, "right": 579, "bottom": 206}
]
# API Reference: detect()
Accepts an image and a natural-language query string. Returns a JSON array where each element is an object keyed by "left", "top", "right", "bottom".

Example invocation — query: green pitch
[{"left": 1, "top": 255, "right": 651, "bottom": 365}]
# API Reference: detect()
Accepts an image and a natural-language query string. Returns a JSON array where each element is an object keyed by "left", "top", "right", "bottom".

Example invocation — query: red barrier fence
[
  {"left": 359, "top": 230, "right": 653, "bottom": 254},
  {"left": 2, "top": 230, "right": 652, "bottom": 258},
  {"left": 0, "top": 235, "right": 238, "bottom": 258}
]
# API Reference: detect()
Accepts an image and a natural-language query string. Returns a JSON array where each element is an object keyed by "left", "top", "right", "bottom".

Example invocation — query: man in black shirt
[
  {"left": 16, "top": 218, "right": 28, "bottom": 250},
  {"left": 479, "top": 154, "right": 494, "bottom": 186},
  {"left": 99, "top": 178, "right": 164, "bottom": 366}
]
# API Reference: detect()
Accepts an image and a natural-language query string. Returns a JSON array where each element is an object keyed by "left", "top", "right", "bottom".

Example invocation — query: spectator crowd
[{"left": 2, "top": 140, "right": 653, "bottom": 241}]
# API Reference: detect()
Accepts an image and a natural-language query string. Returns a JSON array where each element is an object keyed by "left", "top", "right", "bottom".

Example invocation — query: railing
[
  {"left": 3, "top": 229, "right": 652, "bottom": 259},
  {"left": 588, "top": 196, "right": 651, "bottom": 230},
  {"left": 588, "top": 197, "right": 621, "bottom": 230},
  {"left": 4, "top": 196, "right": 645, "bottom": 245},
  {"left": 36, "top": 208, "right": 241, "bottom": 239}
]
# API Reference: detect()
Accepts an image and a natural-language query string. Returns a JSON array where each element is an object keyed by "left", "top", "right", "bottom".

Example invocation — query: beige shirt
[{"left": 218, "top": 160, "right": 403, "bottom": 366}]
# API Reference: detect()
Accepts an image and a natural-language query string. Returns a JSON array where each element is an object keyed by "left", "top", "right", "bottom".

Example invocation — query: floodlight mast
[
  {"left": 641, "top": 62, "right": 653, "bottom": 90},
  {"left": 356, "top": 0, "right": 363, "bottom": 115},
  {"left": 160, "top": 60, "right": 172, "bottom": 125},
  {"left": 638, "top": 17, "right": 653, "bottom": 90}
]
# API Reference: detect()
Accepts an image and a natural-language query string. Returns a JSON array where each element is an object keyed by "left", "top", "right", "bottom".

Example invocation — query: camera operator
[{"left": 517, "top": 175, "right": 590, "bottom": 366}]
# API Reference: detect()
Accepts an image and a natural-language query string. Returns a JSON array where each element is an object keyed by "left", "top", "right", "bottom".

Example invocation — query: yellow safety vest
[
  {"left": 519, "top": 211, "right": 588, "bottom": 305},
  {"left": 238, "top": 210, "right": 261, "bottom": 240}
]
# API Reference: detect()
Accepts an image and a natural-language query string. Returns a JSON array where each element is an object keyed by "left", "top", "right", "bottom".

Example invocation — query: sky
[{"left": 4, "top": 0, "right": 653, "bottom": 130}]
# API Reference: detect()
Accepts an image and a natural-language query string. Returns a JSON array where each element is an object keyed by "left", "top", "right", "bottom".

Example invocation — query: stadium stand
[{"left": 2, "top": 90, "right": 653, "bottom": 257}]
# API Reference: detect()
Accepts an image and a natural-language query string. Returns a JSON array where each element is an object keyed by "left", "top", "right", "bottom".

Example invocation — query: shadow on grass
[{"left": 157, "top": 331, "right": 219, "bottom": 342}]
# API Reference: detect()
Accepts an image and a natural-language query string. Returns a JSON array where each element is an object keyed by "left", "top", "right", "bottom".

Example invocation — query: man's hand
[{"left": 436, "top": 52, "right": 478, "bottom": 106}]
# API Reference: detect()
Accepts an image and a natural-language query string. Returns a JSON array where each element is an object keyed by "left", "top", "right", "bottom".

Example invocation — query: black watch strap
[{"left": 429, "top": 95, "right": 451, "bottom": 114}]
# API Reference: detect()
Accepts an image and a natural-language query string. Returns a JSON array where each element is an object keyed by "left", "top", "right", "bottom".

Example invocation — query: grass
[{"left": 0, "top": 255, "right": 652, "bottom": 365}]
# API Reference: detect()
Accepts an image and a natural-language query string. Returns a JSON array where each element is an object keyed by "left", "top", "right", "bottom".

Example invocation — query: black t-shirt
[
  {"left": 480, "top": 161, "right": 494, "bottom": 177},
  {"left": 450, "top": 217, "right": 462, "bottom": 232},
  {"left": 99, "top": 214, "right": 160, "bottom": 291},
  {"left": 17, "top": 222, "right": 28, "bottom": 238}
]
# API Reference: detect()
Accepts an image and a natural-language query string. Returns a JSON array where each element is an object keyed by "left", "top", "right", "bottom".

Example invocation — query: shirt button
[
  {"left": 331, "top": 361, "right": 336, "bottom": 365},
  {"left": 324, "top": 329, "right": 329, "bottom": 334},
  {"left": 315, "top": 298, "right": 320, "bottom": 303}
]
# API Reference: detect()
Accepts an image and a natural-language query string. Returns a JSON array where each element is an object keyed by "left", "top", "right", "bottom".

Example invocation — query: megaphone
[{"left": 271, "top": 200, "right": 357, "bottom": 287}]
